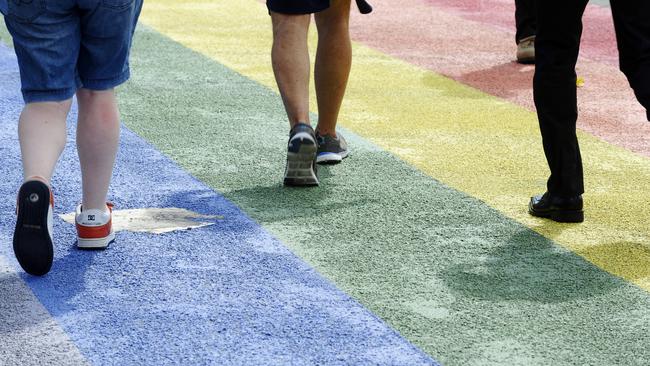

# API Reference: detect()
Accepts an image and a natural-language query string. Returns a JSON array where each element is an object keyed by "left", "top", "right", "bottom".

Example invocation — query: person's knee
[
  {"left": 24, "top": 99, "right": 73, "bottom": 118},
  {"left": 271, "top": 12, "right": 310, "bottom": 38},
  {"left": 76, "top": 89, "right": 119, "bottom": 129},
  {"left": 315, "top": 10, "right": 349, "bottom": 36},
  {"left": 77, "top": 89, "right": 117, "bottom": 113},
  {"left": 316, "top": 20, "right": 349, "bottom": 40},
  {"left": 76, "top": 88, "right": 115, "bottom": 104}
]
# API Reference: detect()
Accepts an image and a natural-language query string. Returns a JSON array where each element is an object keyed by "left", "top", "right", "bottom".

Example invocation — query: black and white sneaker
[
  {"left": 13, "top": 180, "right": 54, "bottom": 276},
  {"left": 316, "top": 131, "right": 349, "bottom": 164},
  {"left": 284, "top": 123, "right": 318, "bottom": 187}
]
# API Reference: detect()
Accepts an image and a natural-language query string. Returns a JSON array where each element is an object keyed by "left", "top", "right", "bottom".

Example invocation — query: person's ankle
[
  {"left": 24, "top": 175, "right": 50, "bottom": 186},
  {"left": 81, "top": 202, "right": 110, "bottom": 214},
  {"left": 315, "top": 127, "right": 336, "bottom": 138},
  {"left": 291, "top": 121, "right": 311, "bottom": 128}
]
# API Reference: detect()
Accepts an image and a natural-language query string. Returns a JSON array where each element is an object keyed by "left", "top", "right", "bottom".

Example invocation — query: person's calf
[
  {"left": 19, "top": 100, "right": 72, "bottom": 183},
  {"left": 271, "top": 12, "right": 312, "bottom": 127},
  {"left": 76, "top": 89, "right": 120, "bottom": 212},
  {"left": 314, "top": 20, "right": 351, "bottom": 137}
]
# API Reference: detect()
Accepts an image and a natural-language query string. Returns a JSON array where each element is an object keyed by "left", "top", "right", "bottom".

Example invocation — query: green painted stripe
[
  {"left": 118, "top": 26, "right": 650, "bottom": 365},
  {"left": 140, "top": 0, "right": 650, "bottom": 292}
]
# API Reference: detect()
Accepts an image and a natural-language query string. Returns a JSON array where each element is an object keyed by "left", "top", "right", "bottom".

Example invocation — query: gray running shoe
[
  {"left": 284, "top": 123, "right": 318, "bottom": 187},
  {"left": 316, "top": 132, "right": 349, "bottom": 164}
]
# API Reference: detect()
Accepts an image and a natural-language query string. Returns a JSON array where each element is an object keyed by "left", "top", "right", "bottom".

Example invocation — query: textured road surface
[
  {"left": 2, "top": 0, "right": 650, "bottom": 365},
  {"left": 0, "top": 44, "right": 437, "bottom": 365}
]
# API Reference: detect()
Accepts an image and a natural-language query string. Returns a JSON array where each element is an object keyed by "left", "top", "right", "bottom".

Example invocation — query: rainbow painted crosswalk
[{"left": 1, "top": 1, "right": 650, "bottom": 365}]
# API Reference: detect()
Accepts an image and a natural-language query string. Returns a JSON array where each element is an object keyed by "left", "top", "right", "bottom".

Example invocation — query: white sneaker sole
[
  {"left": 77, "top": 231, "right": 115, "bottom": 249},
  {"left": 317, "top": 152, "right": 342, "bottom": 164},
  {"left": 316, "top": 150, "right": 350, "bottom": 164},
  {"left": 284, "top": 133, "right": 318, "bottom": 186}
]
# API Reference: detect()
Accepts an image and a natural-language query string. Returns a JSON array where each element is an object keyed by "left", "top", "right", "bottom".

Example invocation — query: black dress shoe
[{"left": 529, "top": 192, "right": 584, "bottom": 223}]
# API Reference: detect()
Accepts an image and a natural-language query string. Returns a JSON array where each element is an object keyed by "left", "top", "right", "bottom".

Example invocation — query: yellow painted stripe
[{"left": 139, "top": 0, "right": 650, "bottom": 289}]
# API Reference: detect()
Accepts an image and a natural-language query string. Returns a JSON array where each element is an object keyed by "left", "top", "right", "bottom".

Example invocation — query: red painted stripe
[{"left": 349, "top": 0, "right": 650, "bottom": 157}]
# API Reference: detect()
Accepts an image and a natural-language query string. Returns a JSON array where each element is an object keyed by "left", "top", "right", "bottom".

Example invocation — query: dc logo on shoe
[{"left": 88, "top": 215, "right": 95, "bottom": 221}]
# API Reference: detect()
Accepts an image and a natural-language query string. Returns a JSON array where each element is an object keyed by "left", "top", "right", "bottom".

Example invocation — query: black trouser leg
[
  {"left": 533, "top": 0, "right": 589, "bottom": 197},
  {"left": 610, "top": 0, "right": 650, "bottom": 121},
  {"left": 515, "top": 0, "right": 536, "bottom": 43}
]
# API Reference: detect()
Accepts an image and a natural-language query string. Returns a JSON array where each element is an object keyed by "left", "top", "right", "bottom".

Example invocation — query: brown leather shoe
[
  {"left": 517, "top": 36, "right": 535, "bottom": 64},
  {"left": 529, "top": 192, "right": 584, "bottom": 223}
]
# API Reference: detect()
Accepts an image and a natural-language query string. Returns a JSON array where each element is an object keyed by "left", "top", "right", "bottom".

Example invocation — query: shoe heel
[
  {"left": 13, "top": 181, "right": 54, "bottom": 276},
  {"left": 284, "top": 138, "right": 318, "bottom": 187},
  {"left": 551, "top": 210, "right": 584, "bottom": 223}
]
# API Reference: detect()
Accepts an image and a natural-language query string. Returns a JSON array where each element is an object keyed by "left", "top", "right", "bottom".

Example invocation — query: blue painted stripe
[{"left": 0, "top": 44, "right": 439, "bottom": 365}]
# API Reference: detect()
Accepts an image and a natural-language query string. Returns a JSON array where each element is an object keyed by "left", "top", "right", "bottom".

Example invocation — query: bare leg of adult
[
  {"left": 314, "top": 0, "right": 352, "bottom": 137},
  {"left": 19, "top": 100, "right": 72, "bottom": 184},
  {"left": 76, "top": 88, "right": 120, "bottom": 212},
  {"left": 15, "top": 100, "right": 71, "bottom": 275},
  {"left": 271, "top": 12, "right": 312, "bottom": 128}
]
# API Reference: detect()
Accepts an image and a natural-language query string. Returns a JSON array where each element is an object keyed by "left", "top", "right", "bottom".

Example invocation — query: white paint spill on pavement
[{"left": 59, "top": 208, "right": 222, "bottom": 234}]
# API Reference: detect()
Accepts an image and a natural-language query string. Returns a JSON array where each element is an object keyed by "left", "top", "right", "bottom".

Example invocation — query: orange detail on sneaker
[
  {"left": 75, "top": 202, "right": 115, "bottom": 249},
  {"left": 76, "top": 222, "right": 112, "bottom": 239}
]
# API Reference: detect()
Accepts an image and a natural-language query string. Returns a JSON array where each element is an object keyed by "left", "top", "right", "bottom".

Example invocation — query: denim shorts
[
  {"left": 1, "top": 0, "right": 143, "bottom": 103},
  {"left": 267, "top": 0, "right": 330, "bottom": 15}
]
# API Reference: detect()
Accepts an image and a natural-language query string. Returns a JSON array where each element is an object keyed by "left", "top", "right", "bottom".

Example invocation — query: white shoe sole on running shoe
[
  {"left": 316, "top": 148, "right": 350, "bottom": 164},
  {"left": 317, "top": 152, "right": 343, "bottom": 164},
  {"left": 284, "top": 134, "right": 318, "bottom": 186}
]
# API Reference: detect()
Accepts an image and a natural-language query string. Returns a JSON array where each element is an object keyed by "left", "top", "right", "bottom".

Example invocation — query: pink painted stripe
[
  {"left": 349, "top": 0, "right": 650, "bottom": 157},
  {"left": 421, "top": 0, "right": 619, "bottom": 65}
]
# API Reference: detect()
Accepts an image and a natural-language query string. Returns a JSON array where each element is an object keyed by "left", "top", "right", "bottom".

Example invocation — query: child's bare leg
[
  {"left": 19, "top": 100, "right": 72, "bottom": 184},
  {"left": 271, "top": 12, "right": 312, "bottom": 127},
  {"left": 314, "top": 0, "right": 352, "bottom": 137},
  {"left": 76, "top": 88, "right": 120, "bottom": 212}
]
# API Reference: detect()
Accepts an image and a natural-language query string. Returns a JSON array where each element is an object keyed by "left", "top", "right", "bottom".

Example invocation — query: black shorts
[{"left": 267, "top": 0, "right": 330, "bottom": 15}]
